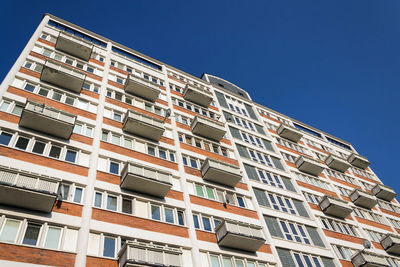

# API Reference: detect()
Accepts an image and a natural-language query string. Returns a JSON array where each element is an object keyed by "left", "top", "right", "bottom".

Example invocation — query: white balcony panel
[
  {"left": 295, "top": 156, "right": 325, "bottom": 176},
  {"left": 55, "top": 32, "right": 93, "bottom": 61},
  {"left": 19, "top": 101, "right": 76, "bottom": 139},
  {"left": 123, "top": 110, "right": 165, "bottom": 141},
  {"left": 40, "top": 60, "right": 86, "bottom": 93},
  {"left": 372, "top": 184, "right": 397, "bottom": 202},
  {"left": 350, "top": 189, "right": 377, "bottom": 209},
  {"left": 325, "top": 154, "right": 351, "bottom": 173},
  {"left": 381, "top": 233, "right": 400, "bottom": 256},
  {"left": 0, "top": 165, "right": 60, "bottom": 212},
  {"left": 351, "top": 251, "right": 389, "bottom": 267},
  {"left": 348, "top": 153, "right": 370, "bottom": 170},
  {"left": 183, "top": 84, "right": 213, "bottom": 107},
  {"left": 200, "top": 158, "right": 241, "bottom": 187},
  {"left": 277, "top": 124, "right": 303, "bottom": 143},
  {"left": 215, "top": 220, "right": 265, "bottom": 252},
  {"left": 191, "top": 116, "right": 226, "bottom": 141},
  {"left": 319, "top": 195, "right": 353, "bottom": 219},
  {"left": 124, "top": 75, "right": 160, "bottom": 102},
  {"left": 121, "top": 161, "right": 172, "bottom": 198}
]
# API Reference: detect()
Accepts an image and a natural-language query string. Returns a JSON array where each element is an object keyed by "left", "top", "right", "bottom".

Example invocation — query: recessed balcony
[
  {"left": 118, "top": 240, "right": 182, "bottom": 267},
  {"left": 191, "top": 116, "right": 226, "bottom": 141},
  {"left": 200, "top": 158, "right": 241, "bottom": 187},
  {"left": 381, "top": 233, "right": 400, "bottom": 256},
  {"left": 325, "top": 154, "right": 351, "bottom": 173},
  {"left": 0, "top": 165, "right": 60, "bottom": 212},
  {"left": 124, "top": 74, "right": 160, "bottom": 102},
  {"left": 295, "top": 156, "right": 325, "bottom": 176},
  {"left": 215, "top": 220, "right": 265, "bottom": 252},
  {"left": 319, "top": 195, "right": 353, "bottom": 219},
  {"left": 55, "top": 32, "right": 93, "bottom": 61},
  {"left": 348, "top": 153, "right": 370, "bottom": 170},
  {"left": 183, "top": 84, "right": 213, "bottom": 107},
  {"left": 19, "top": 101, "right": 76, "bottom": 139},
  {"left": 372, "top": 184, "right": 397, "bottom": 202},
  {"left": 123, "top": 110, "right": 165, "bottom": 141},
  {"left": 350, "top": 189, "right": 377, "bottom": 209},
  {"left": 40, "top": 60, "right": 86, "bottom": 93},
  {"left": 120, "top": 161, "right": 172, "bottom": 198},
  {"left": 351, "top": 251, "right": 389, "bottom": 267},
  {"left": 277, "top": 124, "right": 303, "bottom": 143}
]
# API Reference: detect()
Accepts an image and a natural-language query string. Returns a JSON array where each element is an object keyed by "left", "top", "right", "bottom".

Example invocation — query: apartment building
[{"left": 0, "top": 13, "right": 398, "bottom": 267}]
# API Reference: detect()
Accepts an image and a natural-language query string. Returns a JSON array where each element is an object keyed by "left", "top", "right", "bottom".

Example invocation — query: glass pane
[
  {"left": 73, "top": 188, "right": 83, "bottom": 203},
  {"left": 222, "top": 257, "right": 233, "bottom": 267},
  {"left": 0, "top": 219, "right": 20, "bottom": 242},
  {"left": 22, "top": 223, "right": 41, "bottom": 246},
  {"left": 294, "top": 254, "right": 305, "bottom": 267},
  {"left": 107, "top": 196, "right": 117, "bottom": 211},
  {"left": 49, "top": 146, "right": 61, "bottom": 158},
  {"left": 109, "top": 162, "right": 119, "bottom": 174},
  {"left": 0, "top": 132, "right": 12, "bottom": 145},
  {"left": 0, "top": 101, "right": 10, "bottom": 111},
  {"left": 65, "top": 150, "right": 77, "bottom": 163},
  {"left": 210, "top": 255, "right": 221, "bottom": 267},
  {"left": 32, "top": 141, "right": 46, "bottom": 154},
  {"left": 165, "top": 208, "right": 174, "bottom": 224},
  {"left": 177, "top": 211, "right": 184, "bottom": 226},
  {"left": 195, "top": 185, "right": 204, "bottom": 197},
  {"left": 103, "top": 237, "right": 116, "bottom": 257},
  {"left": 193, "top": 215, "right": 200, "bottom": 229},
  {"left": 122, "top": 199, "right": 132, "bottom": 214},
  {"left": 235, "top": 260, "right": 245, "bottom": 267},
  {"left": 151, "top": 205, "right": 161, "bottom": 221},
  {"left": 94, "top": 192, "right": 102, "bottom": 207},
  {"left": 15, "top": 136, "right": 29, "bottom": 150},
  {"left": 202, "top": 217, "right": 212, "bottom": 231},
  {"left": 44, "top": 227, "right": 61, "bottom": 249},
  {"left": 206, "top": 187, "right": 215, "bottom": 199},
  {"left": 58, "top": 184, "right": 70, "bottom": 200}
]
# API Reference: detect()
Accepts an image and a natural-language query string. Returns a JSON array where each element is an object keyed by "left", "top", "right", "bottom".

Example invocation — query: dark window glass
[
  {"left": 22, "top": 223, "right": 41, "bottom": 246},
  {"left": 178, "top": 211, "right": 184, "bottom": 226},
  {"left": 122, "top": 199, "right": 132, "bottom": 214},
  {"left": 109, "top": 162, "right": 119, "bottom": 174},
  {"left": 73, "top": 188, "right": 83, "bottom": 203},
  {"left": 32, "top": 141, "right": 45, "bottom": 154},
  {"left": 15, "top": 136, "right": 29, "bottom": 150},
  {"left": 24, "top": 84, "right": 35, "bottom": 92},
  {"left": 151, "top": 205, "right": 161, "bottom": 221},
  {"left": 65, "top": 150, "right": 77, "bottom": 163},
  {"left": 49, "top": 146, "right": 61, "bottom": 158},
  {"left": 193, "top": 215, "right": 200, "bottom": 229},
  {"left": 202, "top": 217, "right": 212, "bottom": 231},
  {"left": 103, "top": 237, "right": 116, "bottom": 257},
  {"left": 0, "top": 132, "right": 12, "bottom": 145}
]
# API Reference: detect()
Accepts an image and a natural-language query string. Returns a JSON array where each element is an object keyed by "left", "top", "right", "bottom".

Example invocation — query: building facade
[{"left": 0, "top": 13, "right": 398, "bottom": 267}]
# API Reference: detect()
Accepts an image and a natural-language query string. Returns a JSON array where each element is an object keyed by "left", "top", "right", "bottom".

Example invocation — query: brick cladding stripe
[
  {"left": 0, "top": 242, "right": 75, "bottom": 267},
  {"left": 19, "top": 67, "right": 40, "bottom": 78},
  {"left": 53, "top": 201, "right": 83, "bottom": 217},
  {"left": 340, "top": 260, "right": 354, "bottom": 267},
  {"left": 259, "top": 113, "right": 281, "bottom": 124},
  {"left": 372, "top": 241, "right": 384, "bottom": 250},
  {"left": 91, "top": 208, "right": 189, "bottom": 238},
  {"left": 80, "top": 89, "right": 100, "bottom": 99},
  {"left": 353, "top": 173, "right": 381, "bottom": 184},
  {"left": 296, "top": 180, "right": 338, "bottom": 197},
  {"left": 86, "top": 256, "right": 118, "bottom": 267},
  {"left": 7, "top": 86, "right": 97, "bottom": 120},
  {"left": 89, "top": 58, "right": 105, "bottom": 67},
  {"left": 100, "top": 141, "right": 178, "bottom": 170},
  {"left": 0, "top": 111, "right": 20, "bottom": 124},
  {"left": 276, "top": 144, "right": 309, "bottom": 157},
  {"left": 180, "top": 143, "right": 239, "bottom": 166},
  {"left": 0, "top": 146, "right": 89, "bottom": 176},
  {"left": 355, "top": 217, "right": 393, "bottom": 231},
  {"left": 195, "top": 230, "right": 272, "bottom": 253},
  {"left": 328, "top": 176, "right": 362, "bottom": 190},
  {"left": 37, "top": 38, "right": 55, "bottom": 47},
  {"left": 380, "top": 208, "right": 400, "bottom": 219},
  {"left": 190, "top": 195, "right": 259, "bottom": 219},
  {"left": 323, "top": 229, "right": 365, "bottom": 244},
  {"left": 70, "top": 133, "right": 93, "bottom": 145}
]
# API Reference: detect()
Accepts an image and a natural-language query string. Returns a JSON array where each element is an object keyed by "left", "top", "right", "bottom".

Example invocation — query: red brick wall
[
  {"left": 355, "top": 217, "right": 392, "bottom": 231},
  {"left": 86, "top": 256, "right": 118, "bottom": 267},
  {"left": 323, "top": 229, "right": 365, "bottom": 244},
  {"left": 296, "top": 181, "right": 338, "bottom": 197},
  {"left": 53, "top": 201, "right": 83, "bottom": 217}
]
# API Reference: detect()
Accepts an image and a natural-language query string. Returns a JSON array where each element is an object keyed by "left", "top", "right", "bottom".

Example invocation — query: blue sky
[{"left": 1, "top": 1, "right": 399, "bottom": 195}]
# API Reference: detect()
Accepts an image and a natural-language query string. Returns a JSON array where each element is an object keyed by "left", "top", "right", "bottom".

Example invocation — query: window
[
  {"left": 332, "top": 245, "right": 356, "bottom": 260},
  {"left": 65, "top": 150, "right": 77, "bottom": 163},
  {"left": 303, "top": 192, "right": 320, "bottom": 205},
  {"left": 0, "top": 132, "right": 12, "bottom": 145},
  {"left": 294, "top": 172, "right": 332, "bottom": 191},
  {"left": 151, "top": 205, "right": 161, "bottom": 221},
  {"left": 268, "top": 193, "right": 296, "bottom": 214},
  {"left": 44, "top": 226, "right": 62, "bottom": 249},
  {"left": 15, "top": 136, "right": 30, "bottom": 150},
  {"left": 192, "top": 213, "right": 222, "bottom": 232},
  {"left": 279, "top": 220, "right": 310, "bottom": 244},
  {"left": 292, "top": 252, "right": 322, "bottom": 267},
  {"left": 49, "top": 145, "right": 62, "bottom": 159},
  {"left": 32, "top": 140, "right": 46, "bottom": 154},
  {"left": 0, "top": 219, "right": 21, "bottom": 242},
  {"left": 109, "top": 162, "right": 119, "bottom": 174},
  {"left": 103, "top": 236, "right": 116, "bottom": 258},
  {"left": 207, "top": 254, "right": 269, "bottom": 267},
  {"left": 22, "top": 223, "right": 41, "bottom": 246},
  {"left": 257, "top": 169, "right": 284, "bottom": 189},
  {"left": 320, "top": 217, "right": 358, "bottom": 236},
  {"left": 107, "top": 195, "right": 117, "bottom": 211},
  {"left": 94, "top": 192, "right": 102, "bottom": 208}
]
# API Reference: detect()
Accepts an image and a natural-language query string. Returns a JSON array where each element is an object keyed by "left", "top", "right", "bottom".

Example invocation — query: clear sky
[{"left": 1, "top": 1, "right": 399, "bottom": 196}]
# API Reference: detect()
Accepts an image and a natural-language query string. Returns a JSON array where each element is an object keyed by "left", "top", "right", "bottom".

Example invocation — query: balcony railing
[
  {"left": 215, "top": 220, "right": 265, "bottom": 252},
  {"left": 123, "top": 110, "right": 165, "bottom": 141},
  {"left": 118, "top": 240, "right": 182, "bottom": 267},
  {"left": 120, "top": 161, "right": 172, "bottom": 198},
  {"left": 347, "top": 153, "right": 370, "bottom": 170},
  {"left": 19, "top": 101, "right": 76, "bottom": 139},
  {"left": 319, "top": 195, "right": 353, "bottom": 219},
  {"left": 372, "top": 184, "right": 397, "bottom": 202},
  {"left": 295, "top": 156, "right": 325, "bottom": 176},
  {"left": 349, "top": 189, "right": 377, "bottom": 209},
  {"left": 40, "top": 60, "right": 86, "bottom": 93},
  {"left": 277, "top": 124, "right": 303, "bottom": 143},
  {"left": 191, "top": 116, "right": 226, "bottom": 141},
  {"left": 381, "top": 233, "right": 400, "bottom": 256},
  {"left": 0, "top": 165, "right": 60, "bottom": 212},
  {"left": 183, "top": 84, "right": 213, "bottom": 107},
  {"left": 124, "top": 74, "right": 160, "bottom": 102},
  {"left": 200, "top": 158, "right": 241, "bottom": 187},
  {"left": 351, "top": 251, "right": 389, "bottom": 267},
  {"left": 325, "top": 154, "right": 351, "bottom": 173},
  {"left": 55, "top": 32, "right": 93, "bottom": 61}
]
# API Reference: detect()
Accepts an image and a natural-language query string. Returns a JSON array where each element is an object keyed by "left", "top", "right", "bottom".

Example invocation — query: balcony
[
  {"left": 191, "top": 116, "right": 226, "bottom": 141},
  {"left": 40, "top": 60, "right": 86, "bottom": 93},
  {"left": 124, "top": 74, "right": 160, "bottom": 102},
  {"left": 19, "top": 101, "right": 76, "bottom": 139},
  {"left": 118, "top": 240, "right": 181, "bottom": 267},
  {"left": 215, "top": 220, "right": 265, "bottom": 252},
  {"left": 123, "top": 110, "right": 165, "bottom": 141},
  {"left": 55, "top": 32, "right": 93, "bottom": 61},
  {"left": 0, "top": 165, "right": 60, "bottom": 212},
  {"left": 372, "top": 184, "right": 397, "bottom": 202},
  {"left": 325, "top": 154, "right": 351, "bottom": 173},
  {"left": 295, "top": 156, "right": 325, "bottom": 176},
  {"left": 120, "top": 161, "right": 172, "bottom": 198},
  {"left": 319, "top": 195, "right": 353, "bottom": 219},
  {"left": 183, "top": 84, "right": 213, "bottom": 107},
  {"left": 350, "top": 189, "right": 377, "bottom": 209},
  {"left": 200, "top": 158, "right": 241, "bottom": 187},
  {"left": 351, "top": 251, "right": 389, "bottom": 267},
  {"left": 381, "top": 233, "right": 400, "bottom": 256},
  {"left": 347, "top": 153, "right": 370, "bottom": 170},
  {"left": 277, "top": 124, "right": 303, "bottom": 143}
]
